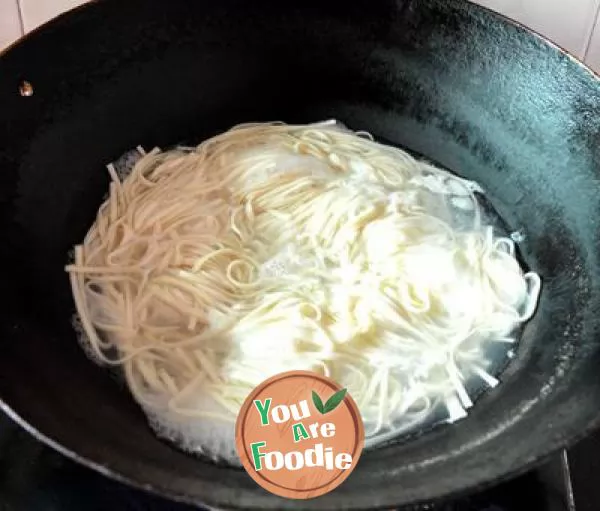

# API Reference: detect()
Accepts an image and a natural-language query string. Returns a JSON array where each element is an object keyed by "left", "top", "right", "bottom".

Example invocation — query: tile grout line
[
  {"left": 15, "top": 0, "right": 25, "bottom": 35},
  {"left": 562, "top": 451, "right": 577, "bottom": 511},
  {"left": 582, "top": 0, "right": 600, "bottom": 60}
]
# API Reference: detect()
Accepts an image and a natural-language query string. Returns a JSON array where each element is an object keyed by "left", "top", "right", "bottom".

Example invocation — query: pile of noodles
[{"left": 66, "top": 120, "right": 541, "bottom": 462}]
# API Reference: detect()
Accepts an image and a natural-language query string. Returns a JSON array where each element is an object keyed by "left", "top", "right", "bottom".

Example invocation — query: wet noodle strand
[{"left": 66, "top": 121, "right": 541, "bottom": 462}]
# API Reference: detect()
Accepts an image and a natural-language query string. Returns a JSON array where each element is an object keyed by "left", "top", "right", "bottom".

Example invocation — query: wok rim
[{"left": 3, "top": 394, "right": 600, "bottom": 510}]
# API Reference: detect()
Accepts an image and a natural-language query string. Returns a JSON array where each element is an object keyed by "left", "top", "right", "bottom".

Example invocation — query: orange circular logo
[{"left": 235, "top": 370, "right": 365, "bottom": 499}]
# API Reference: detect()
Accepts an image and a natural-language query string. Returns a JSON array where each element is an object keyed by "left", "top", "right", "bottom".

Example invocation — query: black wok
[{"left": 1, "top": 0, "right": 600, "bottom": 509}]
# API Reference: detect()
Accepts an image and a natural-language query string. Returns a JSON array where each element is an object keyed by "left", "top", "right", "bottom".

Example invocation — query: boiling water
[{"left": 71, "top": 134, "right": 534, "bottom": 464}]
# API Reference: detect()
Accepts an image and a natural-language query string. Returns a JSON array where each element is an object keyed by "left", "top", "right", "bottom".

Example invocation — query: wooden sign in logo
[{"left": 235, "top": 370, "right": 365, "bottom": 499}]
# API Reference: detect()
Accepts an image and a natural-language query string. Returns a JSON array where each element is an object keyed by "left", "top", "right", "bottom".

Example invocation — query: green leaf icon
[
  {"left": 323, "top": 388, "right": 347, "bottom": 413},
  {"left": 312, "top": 388, "right": 348, "bottom": 415},
  {"left": 312, "top": 390, "right": 325, "bottom": 414}
]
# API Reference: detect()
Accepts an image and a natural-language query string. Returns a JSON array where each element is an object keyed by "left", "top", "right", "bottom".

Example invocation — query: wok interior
[{"left": 1, "top": 0, "right": 600, "bottom": 509}]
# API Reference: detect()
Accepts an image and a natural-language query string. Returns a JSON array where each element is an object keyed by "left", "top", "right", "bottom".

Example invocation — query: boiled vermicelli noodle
[{"left": 66, "top": 120, "right": 541, "bottom": 463}]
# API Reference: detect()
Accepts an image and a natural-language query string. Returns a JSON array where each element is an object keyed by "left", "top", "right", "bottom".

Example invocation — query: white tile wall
[
  {"left": 2, "top": 0, "right": 600, "bottom": 72},
  {"left": 473, "top": 0, "right": 600, "bottom": 59},
  {"left": 18, "top": 0, "right": 86, "bottom": 33},
  {"left": 583, "top": 5, "right": 600, "bottom": 71},
  {"left": 0, "top": 0, "right": 22, "bottom": 51}
]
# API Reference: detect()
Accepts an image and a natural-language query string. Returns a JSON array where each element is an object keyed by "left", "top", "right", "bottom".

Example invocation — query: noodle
[{"left": 65, "top": 121, "right": 541, "bottom": 462}]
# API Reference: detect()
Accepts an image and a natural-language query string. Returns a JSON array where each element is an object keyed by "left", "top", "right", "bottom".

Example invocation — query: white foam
[
  {"left": 72, "top": 314, "right": 106, "bottom": 367},
  {"left": 511, "top": 230, "right": 526, "bottom": 243},
  {"left": 143, "top": 390, "right": 240, "bottom": 465},
  {"left": 259, "top": 243, "right": 304, "bottom": 278}
]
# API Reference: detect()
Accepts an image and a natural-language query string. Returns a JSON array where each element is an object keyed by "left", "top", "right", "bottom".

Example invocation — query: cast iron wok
[{"left": 1, "top": 0, "right": 600, "bottom": 509}]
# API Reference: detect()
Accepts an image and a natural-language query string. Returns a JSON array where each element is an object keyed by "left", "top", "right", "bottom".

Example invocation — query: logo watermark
[{"left": 235, "top": 370, "right": 365, "bottom": 499}]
